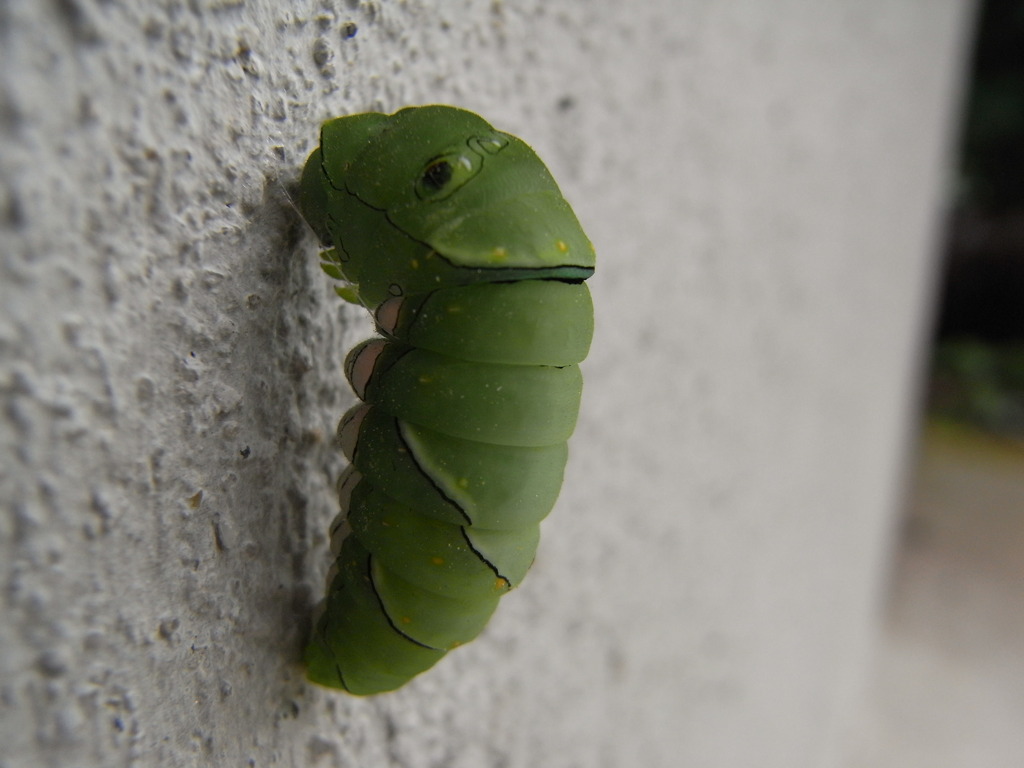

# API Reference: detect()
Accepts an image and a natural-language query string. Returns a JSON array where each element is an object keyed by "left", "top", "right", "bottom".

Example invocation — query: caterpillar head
[{"left": 300, "top": 106, "right": 594, "bottom": 307}]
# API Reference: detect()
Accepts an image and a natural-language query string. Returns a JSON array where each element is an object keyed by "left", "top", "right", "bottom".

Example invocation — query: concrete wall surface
[{"left": 0, "top": 1, "right": 973, "bottom": 766}]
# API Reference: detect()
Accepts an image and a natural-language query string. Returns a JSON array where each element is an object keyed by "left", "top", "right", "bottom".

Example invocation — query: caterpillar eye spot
[
  {"left": 414, "top": 148, "right": 483, "bottom": 201},
  {"left": 421, "top": 160, "right": 453, "bottom": 192}
]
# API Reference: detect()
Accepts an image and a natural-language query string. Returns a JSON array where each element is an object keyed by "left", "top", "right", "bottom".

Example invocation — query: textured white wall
[{"left": 1, "top": 1, "right": 972, "bottom": 766}]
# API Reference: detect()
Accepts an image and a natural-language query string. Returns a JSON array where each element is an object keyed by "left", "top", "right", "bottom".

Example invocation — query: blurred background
[{"left": 853, "top": 0, "right": 1024, "bottom": 763}]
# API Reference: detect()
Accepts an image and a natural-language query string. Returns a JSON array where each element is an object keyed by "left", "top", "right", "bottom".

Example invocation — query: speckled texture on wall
[{"left": 1, "top": 1, "right": 971, "bottom": 767}]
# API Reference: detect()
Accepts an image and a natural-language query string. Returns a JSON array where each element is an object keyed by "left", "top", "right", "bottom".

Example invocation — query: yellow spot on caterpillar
[
  {"left": 445, "top": 304, "right": 463, "bottom": 314},
  {"left": 491, "top": 247, "right": 508, "bottom": 261},
  {"left": 555, "top": 239, "right": 568, "bottom": 253},
  {"left": 418, "top": 374, "right": 433, "bottom": 384},
  {"left": 494, "top": 577, "right": 510, "bottom": 590},
  {"left": 456, "top": 478, "right": 470, "bottom": 489},
  {"left": 400, "top": 616, "right": 412, "bottom": 624},
  {"left": 431, "top": 556, "right": 445, "bottom": 566},
  {"left": 410, "top": 259, "right": 420, "bottom": 269}
]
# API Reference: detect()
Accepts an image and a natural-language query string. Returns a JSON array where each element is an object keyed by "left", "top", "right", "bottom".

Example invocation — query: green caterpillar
[{"left": 299, "top": 106, "right": 595, "bottom": 695}]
